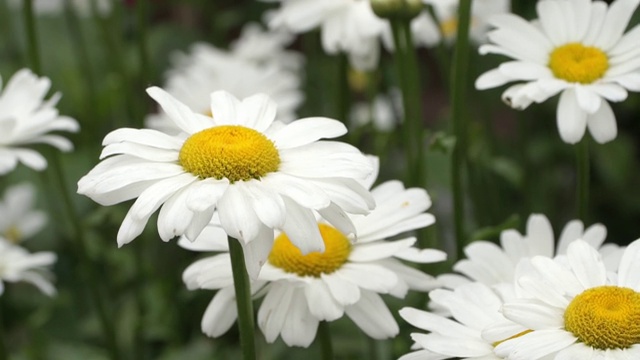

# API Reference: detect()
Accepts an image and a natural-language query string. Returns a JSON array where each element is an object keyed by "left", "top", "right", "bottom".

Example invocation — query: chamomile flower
[
  {"left": 78, "top": 89, "right": 374, "bottom": 277},
  {"left": 0, "top": 69, "right": 79, "bottom": 175},
  {"left": 399, "top": 282, "right": 527, "bottom": 360},
  {"left": 0, "top": 237, "right": 56, "bottom": 296},
  {"left": 145, "top": 42, "right": 303, "bottom": 134},
  {"left": 475, "top": 0, "right": 640, "bottom": 144},
  {"left": 495, "top": 239, "right": 640, "bottom": 359},
  {"left": 0, "top": 183, "right": 47, "bottom": 243},
  {"left": 181, "top": 166, "right": 445, "bottom": 347},
  {"left": 230, "top": 23, "right": 303, "bottom": 70},
  {"left": 439, "top": 214, "right": 623, "bottom": 288}
]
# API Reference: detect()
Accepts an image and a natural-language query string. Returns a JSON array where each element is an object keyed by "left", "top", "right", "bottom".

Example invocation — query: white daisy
[
  {"left": 145, "top": 42, "right": 303, "bottom": 134},
  {"left": 0, "top": 69, "right": 80, "bottom": 175},
  {"left": 230, "top": 23, "right": 303, "bottom": 71},
  {"left": 181, "top": 165, "right": 445, "bottom": 347},
  {"left": 0, "top": 237, "right": 56, "bottom": 296},
  {"left": 266, "top": 0, "right": 387, "bottom": 70},
  {"left": 349, "top": 88, "right": 402, "bottom": 132},
  {"left": 439, "top": 214, "right": 623, "bottom": 288},
  {"left": 78, "top": 89, "right": 374, "bottom": 277},
  {"left": 399, "top": 282, "right": 528, "bottom": 360},
  {"left": 0, "top": 183, "right": 47, "bottom": 243},
  {"left": 495, "top": 239, "right": 640, "bottom": 359},
  {"left": 475, "top": 0, "right": 640, "bottom": 144}
]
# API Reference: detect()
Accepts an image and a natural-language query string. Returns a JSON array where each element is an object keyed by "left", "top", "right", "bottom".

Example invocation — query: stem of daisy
[
  {"left": 576, "top": 138, "right": 590, "bottom": 222},
  {"left": 23, "top": 0, "right": 41, "bottom": 73},
  {"left": 450, "top": 0, "right": 473, "bottom": 258},
  {"left": 0, "top": 298, "right": 7, "bottom": 360},
  {"left": 227, "top": 237, "right": 256, "bottom": 360},
  {"left": 318, "top": 321, "right": 333, "bottom": 360}
]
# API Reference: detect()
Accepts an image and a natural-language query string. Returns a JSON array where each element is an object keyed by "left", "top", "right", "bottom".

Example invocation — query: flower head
[
  {"left": 0, "top": 237, "right": 56, "bottom": 296},
  {"left": 181, "top": 163, "right": 445, "bottom": 346},
  {"left": 78, "top": 89, "right": 374, "bottom": 276},
  {"left": 475, "top": 0, "right": 640, "bottom": 144},
  {"left": 0, "top": 183, "right": 47, "bottom": 243},
  {"left": 0, "top": 69, "right": 79, "bottom": 175}
]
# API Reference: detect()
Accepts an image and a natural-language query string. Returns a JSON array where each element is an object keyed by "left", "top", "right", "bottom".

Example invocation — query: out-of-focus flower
[
  {"left": 495, "top": 239, "right": 640, "bottom": 359},
  {"left": 0, "top": 183, "right": 47, "bottom": 244},
  {"left": 7, "top": 0, "right": 111, "bottom": 17},
  {"left": 0, "top": 69, "right": 79, "bottom": 175},
  {"left": 476, "top": 0, "right": 640, "bottom": 144},
  {"left": 349, "top": 88, "right": 403, "bottom": 132},
  {"left": 0, "top": 237, "right": 56, "bottom": 296},
  {"left": 438, "top": 214, "right": 624, "bottom": 289},
  {"left": 78, "top": 89, "right": 374, "bottom": 277},
  {"left": 181, "top": 158, "right": 445, "bottom": 346},
  {"left": 146, "top": 26, "right": 304, "bottom": 133}
]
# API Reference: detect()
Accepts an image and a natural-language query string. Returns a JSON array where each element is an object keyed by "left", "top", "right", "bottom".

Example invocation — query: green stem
[
  {"left": 318, "top": 321, "right": 333, "bottom": 360},
  {"left": 576, "top": 138, "right": 589, "bottom": 222},
  {"left": 450, "top": 0, "right": 473, "bottom": 259},
  {"left": 23, "top": 0, "right": 41, "bottom": 73},
  {"left": 0, "top": 297, "right": 7, "bottom": 360},
  {"left": 227, "top": 237, "right": 256, "bottom": 360}
]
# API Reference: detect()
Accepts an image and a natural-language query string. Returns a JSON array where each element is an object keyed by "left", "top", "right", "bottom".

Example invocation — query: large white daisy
[
  {"left": 0, "top": 183, "right": 47, "bottom": 243},
  {"left": 439, "top": 214, "right": 623, "bottom": 288},
  {"left": 0, "top": 69, "right": 80, "bottom": 175},
  {"left": 78, "top": 89, "right": 374, "bottom": 277},
  {"left": 180, "top": 166, "right": 445, "bottom": 347},
  {"left": 145, "top": 41, "right": 303, "bottom": 134},
  {"left": 495, "top": 239, "right": 640, "bottom": 359},
  {"left": 475, "top": 0, "right": 640, "bottom": 144},
  {"left": 0, "top": 237, "right": 56, "bottom": 296}
]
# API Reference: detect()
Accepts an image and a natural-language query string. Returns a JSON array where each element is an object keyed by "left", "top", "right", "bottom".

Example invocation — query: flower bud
[{"left": 370, "top": 0, "right": 423, "bottom": 20}]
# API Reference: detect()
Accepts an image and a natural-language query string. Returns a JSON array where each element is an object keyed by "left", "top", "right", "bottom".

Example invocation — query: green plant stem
[
  {"left": 23, "top": 0, "right": 41, "bottom": 73},
  {"left": 450, "top": 0, "right": 473, "bottom": 259},
  {"left": 576, "top": 138, "right": 589, "bottom": 222},
  {"left": 227, "top": 238, "right": 256, "bottom": 360},
  {"left": 318, "top": 321, "right": 333, "bottom": 360},
  {"left": 0, "top": 297, "right": 7, "bottom": 360}
]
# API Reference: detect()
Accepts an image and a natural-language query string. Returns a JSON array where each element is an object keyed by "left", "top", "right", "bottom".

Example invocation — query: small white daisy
[
  {"left": 78, "top": 89, "right": 374, "bottom": 277},
  {"left": 476, "top": 0, "right": 640, "bottom": 144},
  {"left": 439, "top": 214, "right": 623, "bottom": 288},
  {"left": 181, "top": 164, "right": 445, "bottom": 347},
  {"left": 0, "top": 69, "right": 80, "bottom": 175},
  {"left": 349, "top": 89, "right": 402, "bottom": 132},
  {"left": 230, "top": 23, "right": 303, "bottom": 71},
  {"left": 0, "top": 237, "right": 56, "bottom": 296},
  {"left": 496, "top": 239, "right": 640, "bottom": 359},
  {"left": 145, "top": 42, "right": 303, "bottom": 133},
  {"left": 399, "top": 282, "right": 528, "bottom": 360},
  {"left": 0, "top": 183, "right": 47, "bottom": 243}
]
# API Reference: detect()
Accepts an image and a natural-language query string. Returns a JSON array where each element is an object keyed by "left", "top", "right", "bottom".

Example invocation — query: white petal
[
  {"left": 217, "top": 185, "right": 262, "bottom": 242},
  {"left": 494, "top": 329, "right": 577, "bottom": 360},
  {"left": 240, "top": 225, "right": 274, "bottom": 280},
  {"left": 201, "top": 287, "right": 237, "bottom": 337},
  {"left": 146, "top": 87, "right": 211, "bottom": 134},
  {"left": 574, "top": 86, "right": 602, "bottom": 114},
  {"left": 280, "top": 289, "right": 318, "bottom": 347},
  {"left": 258, "top": 283, "right": 294, "bottom": 343},
  {"left": 270, "top": 117, "right": 347, "bottom": 149},
  {"left": 556, "top": 89, "right": 587, "bottom": 144},
  {"left": 617, "top": 239, "right": 640, "bottom": 290},
  {"left": 475, "top": 68, "right": 512, "bottom": 90},
  {"left": 592, "top": 0, "right": 640, "bottom": 50},
  {"left": 280, "top": 196, "right": 324, "bottom": 254},
  {"left": 209, "top": 91, "right": 241, "bottom": 125},
  {"left": 587, "top": 100, "right": 617, "bottom": 144},
  {"left": 317, "top": 202, "right": 356, "bottom": 237},
  {"left": 349, "top": 238, "right": 416, "bottom": 262},
  {"left": 321, "top": 272, "right": 361, "bottom": 306},
  {"left": 344, "top": 290, "right": 398, "bottom": 339},
  {"left": 239, "top": 93, "right": 277, "bottom": 132},
  {"left": 304, "top": 280, "right": 344, "bottom": 321},
  {"left": 335, "top": 263, "right": 398, "bottom": 294}
]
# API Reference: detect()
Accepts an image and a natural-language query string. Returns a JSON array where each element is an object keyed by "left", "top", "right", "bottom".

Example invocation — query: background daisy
[{"left": 0, "top": 183, "right": 47, "bottom": 244}]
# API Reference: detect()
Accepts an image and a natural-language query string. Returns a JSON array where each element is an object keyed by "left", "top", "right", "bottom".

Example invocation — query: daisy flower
[
  {"left": 439, "top": 213, "right": 623, "bottom": 288},
  {"left": 0, "top": 69, "right": 80, "bottom": 175},
  {"left": 229, "top": 23, "right": 303, "bottom": 71},
  {"left": 0, "top": 183, "right": 47, "bottom": 243},
  {"left": 495, "top": 239, "right": 640, "bottom": 359},
  {"left": 78, "top": 89, "right": 374, "bottom": 277},
  {"left": 475, "top": 0, "right": 640, "bottom": 144},
  {"left": 145, "top": 42, "right": 303, "bottom": 134},
  {"left": 0, "top": 237, "right": 56, "bottom": 296},
  {"left": 181, "top": 165, "right": 445, "bottom": 347},
  {"left": 399, "top": 282, "right": 528, "bottom": 360}
]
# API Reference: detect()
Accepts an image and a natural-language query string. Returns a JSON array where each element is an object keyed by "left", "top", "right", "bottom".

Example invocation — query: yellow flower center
[
  {"left": 440, "top": 18, "right": 459, "bottom": 38},
  {"left": 179, "top": 125, "right": 280, "bottom": 182},
  {"left": 548, "top": 43, "right": 609, "bottom": 84},
  {"left": 564, "top": 286, "right": 640, "bottom": 350},
  {"left": 4, "top": 226, "right": 21, "bottom": 244},
  {"left": 268, "top": 224, "right": 352, "bottom": 277},
  {"left": 492, "top": 330, "right": 533, "bottom": 348}
]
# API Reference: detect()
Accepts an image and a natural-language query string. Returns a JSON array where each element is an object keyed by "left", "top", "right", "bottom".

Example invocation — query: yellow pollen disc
[
  {"left": 4, "top": 226, "right": 21, "bottom": 244},
  {"left": 492, "top": 330, "right": 533, "bottom": 348},
  {"left": 548, "top": 43, "right": 609, "bottom": 84},
  {"left": 179, "top": 125, "right": 280, "bottom": 182},
  {"left": 440, "top": 18, "right": 459, "bottom": 38},
  {"left": 268, "top": 224, "right": 352, "bottom": 277},
  {"left": 564, "top": 286, "right": 640, "bottom": 350}
]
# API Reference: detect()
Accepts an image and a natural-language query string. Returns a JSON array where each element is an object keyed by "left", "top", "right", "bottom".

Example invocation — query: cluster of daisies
[{"left": 1, "top": 0, "right": 640, "bottom": 358}]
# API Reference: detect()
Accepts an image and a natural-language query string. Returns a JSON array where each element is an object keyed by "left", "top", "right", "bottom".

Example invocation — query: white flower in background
[
  {"left": 78, "top": 89, "right": 374, "bottom": 277},
  {"left": 181, "top": 161, "right": 445, "bottom": 347},
  {"left": 7, "top": 0, "right": 111, "bottom": 17},
  {"left": 399, "top": 282, "right": 528, "bottom": 360},
  {"left": 0, "top": 237, "right": 56, "bottom": 296},
  {"left": 266, "top": 0, "right": 387, "bottom": 70},
  {"left": 476, "top": 0, "right": 640, "bottom": 144},
  {"left": 0, "top": 69, "right": 80, "bottom": 175},
  {"left": 349, "top": 89, "right": 402, "bottom": 132},
  {"left": 146, "top": 41, "right": 303, "bottom": 134},
  {"left": 0, "top": 183, "right": 47, "bottom": 243},
  {"left": 438, "top": 214, "right": 624, "bottom": 289},
  {"left": 230, "top": 23, "right": 304, "bottom": 70},
  {"left": 495, "top": 239, "right": 640, "bottom": 359}
]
